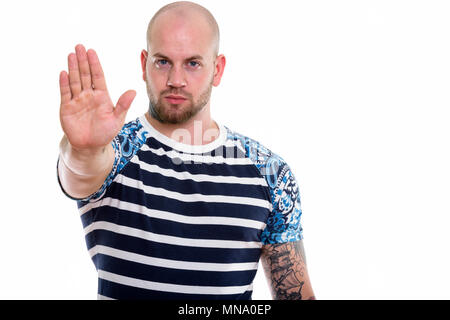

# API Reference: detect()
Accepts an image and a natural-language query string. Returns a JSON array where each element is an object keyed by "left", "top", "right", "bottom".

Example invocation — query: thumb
[{"left": 115, "top": 90, "right": 136, "bottom": 119}]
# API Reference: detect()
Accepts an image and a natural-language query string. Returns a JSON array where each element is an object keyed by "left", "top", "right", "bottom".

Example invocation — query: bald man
[{"left": 58, "top": 1, "right": 315, "bottom": 300}]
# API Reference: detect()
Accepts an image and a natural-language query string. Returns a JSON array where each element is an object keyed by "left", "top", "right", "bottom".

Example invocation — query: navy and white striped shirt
[{"left": 58, "top": 114, "right": 303, "bottom": 300}]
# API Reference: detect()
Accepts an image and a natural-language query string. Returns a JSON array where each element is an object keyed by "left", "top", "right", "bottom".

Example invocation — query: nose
[{"left": 167, "top": 65, "right": 187, "bottom": 88}]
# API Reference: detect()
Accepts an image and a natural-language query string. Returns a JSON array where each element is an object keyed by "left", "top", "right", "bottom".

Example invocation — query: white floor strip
[{"left": 97, "top": 293, "right": 115, "bottom": 300}]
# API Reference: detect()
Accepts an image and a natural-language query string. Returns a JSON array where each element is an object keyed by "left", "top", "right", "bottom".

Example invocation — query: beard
[{"left": 147, "top": 80, "right": 213, "bottom": 125}]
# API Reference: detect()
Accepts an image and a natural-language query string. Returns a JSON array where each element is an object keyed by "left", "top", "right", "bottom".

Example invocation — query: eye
[
  {"left": 188, "top": 61, "right": 200, "bottom": 68},
  {"left": 156, "top": 59, "right": 170, "bottom": 68}
]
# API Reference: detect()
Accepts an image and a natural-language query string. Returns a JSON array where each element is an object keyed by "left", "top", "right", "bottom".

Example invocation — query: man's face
[{"left": 142, "top": 13, "right": 218, "bottom": 124}]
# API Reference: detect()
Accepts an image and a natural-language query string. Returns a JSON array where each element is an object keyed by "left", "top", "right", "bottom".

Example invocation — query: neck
[{"left": 145, "top": 104, "right": 220, "bottom": 146}]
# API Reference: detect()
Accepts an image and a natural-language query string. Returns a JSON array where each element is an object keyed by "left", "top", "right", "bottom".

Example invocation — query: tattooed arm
[{"left": 260, "top": 240, "right": 315, "bottom": 300}]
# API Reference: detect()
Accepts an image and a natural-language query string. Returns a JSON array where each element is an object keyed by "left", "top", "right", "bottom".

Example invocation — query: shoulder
[
  {"left": 225, "top": 125, "right": 303, "bottom": 244},
  {"left": 224, "top": 125, "right": 291, "bottom": 189},
  {"left": 112, "top": 117, "right": 150, "bottom": 171},
  {"left": 225, "top": 126, "right": 282, "bottom": 168},
  {"left": 116, "top": 117, "right": 149, "bottom": 147}
]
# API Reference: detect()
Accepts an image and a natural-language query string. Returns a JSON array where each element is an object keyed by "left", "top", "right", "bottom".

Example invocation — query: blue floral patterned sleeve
[
  {"left": 226, "top": 127, "right": 304, "bottom": 245},
  {"left": 260, "top": 159, "right": 304, "bottom": 244},
  {"left": 57, "top": 118, "right": 148, "bottom": 203}
]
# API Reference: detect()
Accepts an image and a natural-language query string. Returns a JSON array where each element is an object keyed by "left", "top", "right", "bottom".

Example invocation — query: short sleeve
[
  {"left": 260, "top": 159, "right": 304, "bottom": 245},
  {"left": 57, "top": 118, "right": 149, "bottom": 204},
  {"left": 224, "top": 127, "right": 304, "bottom": 246}
]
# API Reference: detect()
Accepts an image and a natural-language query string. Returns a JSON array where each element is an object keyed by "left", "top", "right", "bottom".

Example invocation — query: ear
[
  {"left": 212, "top": 54, "right": 226, "bottom": 87},
  {"left": 141, "top": 50, "right": 148, "bottom": 81}
]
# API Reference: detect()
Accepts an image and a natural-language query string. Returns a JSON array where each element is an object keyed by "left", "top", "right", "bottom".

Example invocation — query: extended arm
[
  {"left": 58, "top": 44, "right": 135, "bottom": 199},
  {"left": 260, "top": 240, "right": 315, "bottom": 300},
  {"left": 58, "top": 135, "right": 114, "bottom": 199}
]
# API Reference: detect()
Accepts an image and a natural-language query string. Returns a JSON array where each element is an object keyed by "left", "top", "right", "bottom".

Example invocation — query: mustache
[{"left": 161, "top": 89, "right": 193, "bottom": 99}]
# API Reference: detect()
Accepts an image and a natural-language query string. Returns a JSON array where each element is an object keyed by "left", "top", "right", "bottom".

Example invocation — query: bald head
[{"left": 147, "top": 1, "right": 220, "bottom": 58}]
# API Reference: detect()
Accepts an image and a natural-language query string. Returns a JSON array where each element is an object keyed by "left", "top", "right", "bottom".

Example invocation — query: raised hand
[{"left": 59, "top": 44, "right": 136, "bottom": 151}]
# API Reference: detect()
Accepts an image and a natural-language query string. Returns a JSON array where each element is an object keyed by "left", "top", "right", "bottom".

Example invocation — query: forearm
[
  {"left": 58, "top": 135, "right": 115, "bottom": 199},
  {"left": 261, "top": 241, "right": 316, "bottom": 300}
]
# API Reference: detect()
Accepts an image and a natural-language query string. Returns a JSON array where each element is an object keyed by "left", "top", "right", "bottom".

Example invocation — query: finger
[
  {"left": 114, "top": 90, "right": 136, "bottom": 120},
  {"left": 87, "top": 49, "right": 107, "bottom": 91},
  {"left": 59, "top": 71, "right": 72, "bottom": 104},
  {"left": 75, "top": 44, "right": 92, "bottom": 90},
  {"left": 68, "top": 53, "right": 82, "bottom": 96}
]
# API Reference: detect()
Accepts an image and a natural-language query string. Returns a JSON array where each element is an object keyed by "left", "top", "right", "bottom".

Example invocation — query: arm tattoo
[{"left": 261, "top": 241, "right": 315, "bottom": 300}]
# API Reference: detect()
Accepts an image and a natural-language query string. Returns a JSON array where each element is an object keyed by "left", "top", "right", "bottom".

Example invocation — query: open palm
[{"left": 59, "top": 44, "right": 135, "bottom": 151}]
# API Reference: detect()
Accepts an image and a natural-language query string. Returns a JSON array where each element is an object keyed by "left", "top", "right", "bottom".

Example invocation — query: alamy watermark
[{"left": 167, "top": 120, "right": 280, "bottom": 179}]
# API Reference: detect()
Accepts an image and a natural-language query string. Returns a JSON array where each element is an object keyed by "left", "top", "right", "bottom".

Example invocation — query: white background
[{"left": 0, "top": 0, "right": 449, "bottom": 299}]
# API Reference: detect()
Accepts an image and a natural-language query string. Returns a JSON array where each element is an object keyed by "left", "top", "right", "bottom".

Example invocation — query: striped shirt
[{"left": 58, "top": 114, "right": 303, "bottom": 300}]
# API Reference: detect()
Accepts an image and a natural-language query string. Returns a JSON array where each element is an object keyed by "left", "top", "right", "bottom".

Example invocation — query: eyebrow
[{"left": 152, "top": 52, "right": 204, "bottom": 61}]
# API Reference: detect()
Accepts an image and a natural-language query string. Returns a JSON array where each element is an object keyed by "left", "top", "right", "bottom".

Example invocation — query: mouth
[{"left": 165, "top": 95, "right": 187, "bottom": 105}]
